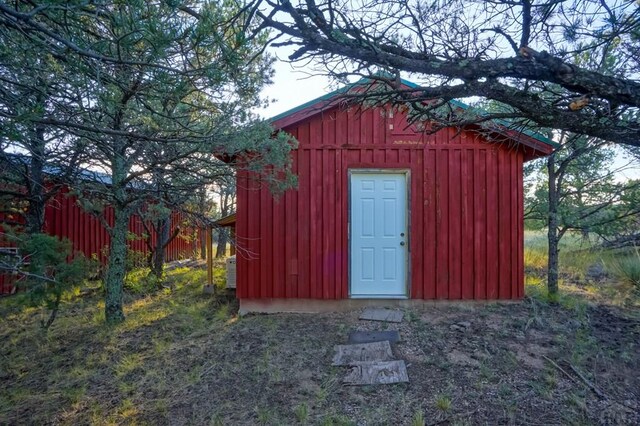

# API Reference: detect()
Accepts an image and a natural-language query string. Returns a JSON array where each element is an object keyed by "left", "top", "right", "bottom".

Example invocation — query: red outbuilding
[
  {"left": 0, "top": 185, "right": 202, "bottom": 295},
  {"left": 235, "top": 79, "right": 555, "bottom": 313}
]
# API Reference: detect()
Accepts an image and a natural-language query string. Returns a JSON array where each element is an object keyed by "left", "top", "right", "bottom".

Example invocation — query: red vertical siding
[
  {"left": 410, "top": 148, "right": 423, "bottom": 300},
  {"left": 473, "top": 150, "right": 486, "bottom": 298},
  {"left": 236, "top": 171, "right": 248, "bottom": 299},
  {"left": 286, "top": 149, "right": 299, "bottom": 298},
  {"left": 436, "top": 149, "right": 449, "bottom": 298},
  {"left": 236, "top": 105, "right": 527, "bottom": 300},
  {"left": 461, "top": 149, "right": 474, "bottom": 299},
  {"left": 424, "top": 149, "right": 437, "bottom": 299},
  {"left": 1, "top": 189, "right": 201, "bottom": 294}
]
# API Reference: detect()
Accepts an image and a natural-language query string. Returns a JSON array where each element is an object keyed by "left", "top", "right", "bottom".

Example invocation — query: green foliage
[
  {"left": 434, "top": 394, "right": 452, "bottom": 412},
  {"left": 604, "top": 248, "right": 640, "bottom": 290},
  {"left": 526, "top": 135, "right": 640, "bottom": 240},
  {"left": 125, "top": 250, "right": 148, "bottom": 272},
  {"left": 411, "top": 410, "right": 425, "bottom": 426},
  {"left": 9, "top": 233, "right": 94, "bottom": 329},
  {"left": 1, "top": 1, "right": 300, "bottom": 323},
  {"left": 293, "top": 402, "right": 309, "bottom": 424},
  {"left": 124, "top": 268, "right": 161, "bottom": 295},
  {"left": 524, "top": 131, "right": 640, "bottom": 296}
]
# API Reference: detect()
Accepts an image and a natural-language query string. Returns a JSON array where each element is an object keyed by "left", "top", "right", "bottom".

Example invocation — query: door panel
[{"left": 350, "top": 172, "right": 408, "bottom": 297}]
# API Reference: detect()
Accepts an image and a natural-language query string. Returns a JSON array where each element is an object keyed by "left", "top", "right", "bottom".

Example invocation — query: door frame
[{"left": 348, "top": 168, "right": 411, "bottom": 299}]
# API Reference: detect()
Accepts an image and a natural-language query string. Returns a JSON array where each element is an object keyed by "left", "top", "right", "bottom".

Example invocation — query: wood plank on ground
[
  {"left": 343, "top": 360, "right": 409, "bottom": 385},
  {"left": 332, "top": 341, "right": 394, "bottom": 366},
  {"left": 359, "top": 308, "right": 404, "bottom": 323}
]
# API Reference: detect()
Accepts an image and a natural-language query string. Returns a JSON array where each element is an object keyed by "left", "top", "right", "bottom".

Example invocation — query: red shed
[
  {"left": 0, "top": 184, "right": 202, "bottom": 295},
  {"left": 236, "top": 79, "right": 554, "bottom": 313}
]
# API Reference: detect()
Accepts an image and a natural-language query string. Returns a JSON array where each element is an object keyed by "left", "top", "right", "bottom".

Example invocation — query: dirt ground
[
  {"left": 169, "top": 303, "right": 639, "bottom": 425},
  {"left": 1, "top": 268, "right": 639, "bottom": 425}
]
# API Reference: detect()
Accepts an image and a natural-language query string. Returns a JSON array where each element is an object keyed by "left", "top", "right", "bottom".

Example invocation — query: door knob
[{"left": 400, "top": 241, "right": 405, "bottom": 246}]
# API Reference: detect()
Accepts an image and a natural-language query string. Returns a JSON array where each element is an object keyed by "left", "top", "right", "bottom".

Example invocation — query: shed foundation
[{"left": 238, "top": 298, "right": 520, "bottom": 316}]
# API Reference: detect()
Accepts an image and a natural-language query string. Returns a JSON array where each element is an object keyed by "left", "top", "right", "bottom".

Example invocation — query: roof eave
[{"left": 268, "top": 78, "right": 557, "bottom": 158}]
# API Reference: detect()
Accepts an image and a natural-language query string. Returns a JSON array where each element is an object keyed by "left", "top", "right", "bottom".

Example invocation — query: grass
[
  {"left": 434, "top": 394, "right": 452, "bottom": 412},
  {"left": 524, "top": 230, "right": 602, "bottom": 279},
  {"left": 294, "top": 402, "right": 309, "bottom": 424},
  {"left": 524, "top": 230, "right": 640, "bottom": 309},
  {"left": 1, "top": 252, "right": 639, "bottom": 424},
  {"left": 411, "top": 410, "right": 426, "bottom": 426},
  {"left": 603, "top": 247, "right": 640, "bottom": 290},
  {"left": 0, "top": 261, "right": 236, "bottom": 424}
]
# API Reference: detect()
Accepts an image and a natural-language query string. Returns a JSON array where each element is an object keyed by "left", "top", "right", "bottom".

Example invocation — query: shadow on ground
[{"left": 1, "top": 267, "right": 638, "bottom": 425}]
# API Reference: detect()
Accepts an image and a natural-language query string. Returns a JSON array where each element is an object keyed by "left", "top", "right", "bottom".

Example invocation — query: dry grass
[
  {"left": 1, "top": 260, "right": 639, "bottom": 425},
  {"left": 524, "top": 231, "right": 640, "bottom": 308},
  {"left": 524, "top": 231, "right": 601, "bottom": 278},
  {"left": 603, "top": 248, "right": 640, "bottom": 290}
]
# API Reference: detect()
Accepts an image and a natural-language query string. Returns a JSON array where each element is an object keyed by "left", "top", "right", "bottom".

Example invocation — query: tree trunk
[
  {"left": 25, "top": 125, "right": 46, "bottom": 234},
  {"left": 215, "top": 191, "right": 231, "bottom": 258},
  {"left": 547, "top": 154, "right": 560, "bottom": 298},
  {"left": 200, "top": 231, "right": 207, "bottom": 260},
  {"left": 104, "top": 204, "right": 129, "bottom": 323},
  {"left": 197, "top": 188, "right": 207, "bottom": 260},
  {"left": 151, "top": 217, "right": 169, "bottom": 278},
  {"left": 215, "top": 227, "right": 228, "bottom": 258}
]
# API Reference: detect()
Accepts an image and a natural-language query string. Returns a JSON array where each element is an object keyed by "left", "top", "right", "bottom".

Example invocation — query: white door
[{"left": 350, "top": 172, "right": 408, "bottom": 298}]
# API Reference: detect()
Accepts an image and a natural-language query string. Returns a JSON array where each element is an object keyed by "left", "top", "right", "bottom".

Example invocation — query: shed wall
[
  {"left": 236, "top": 106, "right": 524, "bottom": 300},
  {"left": 0, "top": 188, "right": 201, "bottom": 294}
]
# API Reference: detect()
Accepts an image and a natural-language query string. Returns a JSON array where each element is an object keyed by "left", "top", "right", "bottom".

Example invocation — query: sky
[{"left": 259, "top": 50, "right": 333, "bottom": 120}]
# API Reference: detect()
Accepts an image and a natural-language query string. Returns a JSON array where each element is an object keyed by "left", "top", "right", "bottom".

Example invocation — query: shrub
[
  {"left": 3, "top": 233, "right": 95, "bottom": 329},
  {"left": 604, "top": 248, "right": 640, "bottom": 290}
]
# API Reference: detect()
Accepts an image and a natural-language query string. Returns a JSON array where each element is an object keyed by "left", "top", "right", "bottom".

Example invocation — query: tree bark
[
  {"left": 200, "top": 232, "right": 207, "bottom": 260},
  {"left": 197, "top": 188, "right": 208, "bottom": 260},
  {"left": 151, "top": 216, "right": 169, "bottom": 278},
  {"left": 104, "top": 205, "right": 128, "bottom": 323},
  {"left": 215, "top": 227, "right": 228, "bottom": 258},
  {"left": 547, "top": 153, "right": 560, "bottom": 298},
  {"left": 104, "top": 148, "right": 130, "bottom": 325},
  {"left": 24, "top": 125, "right": 46, "bottom": 235}
]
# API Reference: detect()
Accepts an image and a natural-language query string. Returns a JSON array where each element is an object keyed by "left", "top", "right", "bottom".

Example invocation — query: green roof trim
[
  {"left": 267, "top": 82, "right": 354, "bottom": 124},
  {"left": 445, "top": 96, "right": 558, "bottom": 148},
  {"left": 268, "top": 77, "right": 557, "bottom": 148}
]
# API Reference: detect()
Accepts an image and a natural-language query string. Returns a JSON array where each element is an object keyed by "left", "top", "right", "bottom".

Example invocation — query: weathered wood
[
  {"left": 542, "top": 355, "right": 578, "bottom": 384},
  {"left": 343, "top": 360, "right": 409, "bottom": 385},
  {"left": 332, "top": 341, "right": 394, "bottom": 365},
  {"left": 568, "top": 363, "right": 606, "bottom": 399}
]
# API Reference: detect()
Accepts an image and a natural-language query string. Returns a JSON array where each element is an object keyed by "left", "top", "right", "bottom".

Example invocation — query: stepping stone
[
  {"left": 343, "top": 360, "right": 409, "bottom": 385},
  {"left": 348, "top": 330, "right": 400, "bottom": 344},
  {"left": 332, "top": 341, "right": 394, "bottom": 366},
  {"left": 359, "top": 308, "right": 404, "bottom": 323}
]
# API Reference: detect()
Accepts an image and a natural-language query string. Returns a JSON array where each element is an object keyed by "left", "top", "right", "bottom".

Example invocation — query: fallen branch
[
  {"left": 544, "top": 356, "right": 639, "bottom": 413},
  {"left": 568, "top": 363, "right": 606, "bottom": 399},
  {"left": 542, "top": 355, "right": 578, "bottom": 384}
]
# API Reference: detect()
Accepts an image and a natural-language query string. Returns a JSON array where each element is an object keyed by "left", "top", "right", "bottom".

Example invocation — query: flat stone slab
[
  {"left": 332, "top": 341, "right": 394, "bottom": 366},
  {"left": 343, "top": 360, "right": 409, "bottom": 385},
  {"left": 348, "top": 330, "right": 400, "bottom": 344},
  {"left": 359, "top": 308, "right": 404, "bottom": 323}
]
